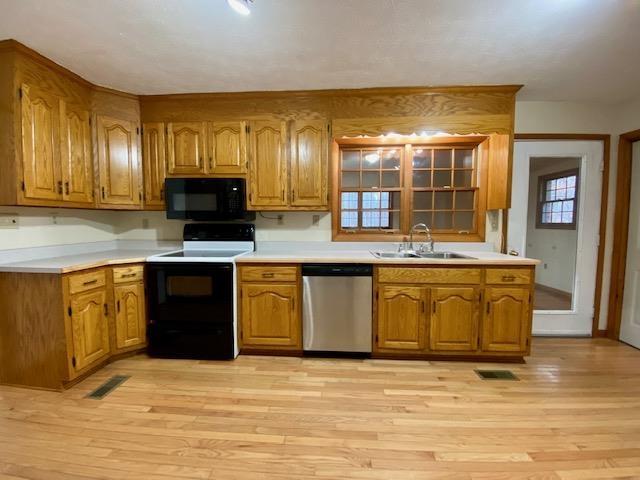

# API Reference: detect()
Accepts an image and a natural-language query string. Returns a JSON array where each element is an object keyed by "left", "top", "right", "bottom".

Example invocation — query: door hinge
[
  {"left": 67, "top": 306, "right": 72, "bottom": 316},
  {"left": 71, "top": 356, "right": 76, "bottom": 368}
]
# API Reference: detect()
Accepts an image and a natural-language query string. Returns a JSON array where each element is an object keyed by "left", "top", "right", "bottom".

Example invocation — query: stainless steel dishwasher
[{"left": 302, "top": 264, "right": 373, "bottom": 353}]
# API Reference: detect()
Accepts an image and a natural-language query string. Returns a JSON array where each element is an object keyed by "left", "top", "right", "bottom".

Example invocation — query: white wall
[{"left": 525, "top": 157, "right": 579, "bottom": 293}]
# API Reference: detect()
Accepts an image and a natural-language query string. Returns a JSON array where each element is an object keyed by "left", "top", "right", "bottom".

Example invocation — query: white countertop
[{"left": 236, "top": 249, "right": 539, "bottom": 266}]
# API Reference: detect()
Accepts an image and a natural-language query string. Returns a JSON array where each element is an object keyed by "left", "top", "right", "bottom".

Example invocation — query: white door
[
  {"left": 620, "top": 141, "right": 640, "bottom": 348},
  {"left": 508, "top": 140, "right": 603, "bottom": 335}
]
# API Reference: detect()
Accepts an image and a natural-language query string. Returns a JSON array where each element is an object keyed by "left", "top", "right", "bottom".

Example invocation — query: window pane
[
  {"left": 542, "top": 212, "right": 552, "bottom": 223},
  {"left": 548, "top": 179, "right": 556, "bottom": 191},
  {"left": 413, "top": 211, "right": 432, "bottom": 228},
  {"left": 342, "top": 172, "right": 359, "bottom": 188},
  {"left": 413, "top": 171, "right": 431, "bottom": 188},
  {"left": 362, "top": 172, "right": 380, "bottom": 188},
  {"left": 362, "top": 151, "right": 381, "bottom": 169},
  {"left": 342, "top": 151, "right": 360, "bottom": 169},
  {"left": 566, "top": 187, "right": 575, "bottom": 199},
  {"left": 413, "top": 191, "right": 432, "bottom": 210},
  {"left": 388, "top": 191, "right": 401, "bottom": 209},
  {"left": 561, "top": 212, "right": 573, "bottom": 223},
  {"left": 381, "top": 171, "right": 400, "bottom": 187},
  {"left": 362, "top": 211, "right": 380, "bottom": 227},
  {"left": 551, "top": 212, "right": 561, "bottom": 223},
  {"left": 454, "top": 149, "right": 473, "bottom": 169},
  {"left": 555, "top": 188, "right": 566, "bottom": 200},
  {"left": 434, "top": 211, "right": 453, "bottom": 229},
  {"left": 567, "top": 175, "right": 576, "bottom": 187},
  {"left": 552, "top": 201, "right": 562, "bottom": 213},
  {"left": 454, "top": 170, "right": 472, "bottom": 188},
  {"left": 546, "top": 189, "right": 556, "bottom": 201},
  {"left": 454, "top": 211, "right": 474, "bottom": 230},
  {"left": 412, "top": 149, "right": 431, "bottom": 169},
  {"left": 434, "top": 191, "right": 453, "bottom": 210},
  {"left": 362, "top": 191, "right": 380, "bottom": 209},
  {"left": 433, "top": 170, "right": 451, "bottom": 188},
  {"left": 434, "top": 149, "right": 452, "bottom": 168},
  {"left": 341, "top": 192, "right": 358, "bottom": 209},
  {"left": 556, "top": 177, "right": 566, "bottom": 189},
  {"left": 382, "top": 150, "right": 400, "bottom": 169},
  {"left": 341, "top": 211, "right": 358, "bottom": 228},
  {"left": 562, "top": 200, "right": 574, "bottom": 213},
  {"left": 456, "top": 191, "right": 474, "bottom": 210}
]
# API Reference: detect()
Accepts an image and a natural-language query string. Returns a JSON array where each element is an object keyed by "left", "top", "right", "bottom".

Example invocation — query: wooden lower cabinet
[
  {"left": 376, "top": 285, "right": 427, "bottom": 352},
  {"left": 114, "top": 281, "right": 146, "bottom": 349},
  {"left": 68, "top": 286, "right": 111, "bottom": 372},
  {"left": 238, "top": 265, "right": 301, "bottom": 351},
  {"left": 429, "top": 287, "right": 480, "bottom": 352},
  {"left": 482, "top": 287, "right": 531, "bottom": 353},
  {"left": 240, "top": 283, "right": 300, "bottom": 348}
]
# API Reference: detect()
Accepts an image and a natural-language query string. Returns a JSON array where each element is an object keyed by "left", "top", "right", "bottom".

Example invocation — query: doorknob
[{"left": 508, "top": 249, "right": 519, "bottom": 256}]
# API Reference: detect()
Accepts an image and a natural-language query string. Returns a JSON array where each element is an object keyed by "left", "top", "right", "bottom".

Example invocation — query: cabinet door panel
[
  {"left": 114, "top": 282, "right": 146, "bottom": 349},
  {"left": 376, "top": 285, "right": 427, "bottom": 352},
  {"left": 97, "top": 115, "right": 140, "bottom": 206},
  {"left": 60, "top": 101, "right": 93, "bottom": 204},
  {"left": 70, "top": 288, "right": 110, "bottom": 371},
  {"left": 20, "top": 84, "right": 61, "bottom": 201},
  {"left": 248, "top": 121, "right": 287, "bottom": 208},
  {"left": 166, "top": 122, "right": 206, "bottom": 175},
  {"left": 430, "top": 287, "right": 479, "bottom": 352},
  {"left": 241, "top": 283, "right": 300, "bottom": 347},
  {"left": 482, "top": 287, "right": 530, "bottom": 352},
  {"left": 210, "top": 121, "right": 247, "bottom": 174},
  {"left": 290, "top": 120, "right": 328, "bottom": 207},
  {"left": 142, "top": 122, "right": 166, "bottom": 206}
]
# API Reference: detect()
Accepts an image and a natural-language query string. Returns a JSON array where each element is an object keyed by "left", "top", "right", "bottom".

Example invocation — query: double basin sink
[{"left": 371, "top": 251, "right": 475, "bottom": 260}]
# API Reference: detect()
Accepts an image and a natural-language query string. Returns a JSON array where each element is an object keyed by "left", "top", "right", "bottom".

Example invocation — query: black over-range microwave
[{"left": 165, "top": 178, "right": 255, "bottom": 221}]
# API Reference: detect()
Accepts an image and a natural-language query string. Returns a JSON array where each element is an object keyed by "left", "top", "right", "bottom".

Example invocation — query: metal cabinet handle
[
  {"left": 82, "top": 279, "right": 98, "bottom": 286},
  {"left": 121, "top": 273, "right": 137, "bottom": 278},
  {"left": 502, "top": 275, "right": 516, "bottom": 282},
  {"left": 262, "top": 272, "right": 275, "bottom": 278}
]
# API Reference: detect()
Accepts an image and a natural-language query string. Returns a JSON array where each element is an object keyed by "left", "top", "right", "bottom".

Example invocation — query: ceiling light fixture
[{"left": 227, "top": 0, "right": 253, "bottom": 15}]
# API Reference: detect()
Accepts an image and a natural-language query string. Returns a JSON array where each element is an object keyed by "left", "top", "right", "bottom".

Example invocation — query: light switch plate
[{"left": 0, "top": 214, "right": 19, "bottom": 229}]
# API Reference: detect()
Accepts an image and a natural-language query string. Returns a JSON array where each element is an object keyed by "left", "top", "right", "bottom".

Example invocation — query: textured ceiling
[{"left": 0, "top": 0, "right": 638, "bottom": 102}]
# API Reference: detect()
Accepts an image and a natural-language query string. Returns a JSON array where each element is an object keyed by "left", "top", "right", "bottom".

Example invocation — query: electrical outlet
[
  {"left": 51, "top": 214, "right": 58, "bottom": 225},
  {"left": 0, "top": 214, "right": 19, "bottom": 229},
  {"left": 312, "top": 214, "right": 320, "bottom": 226},
  {"left": 277, "top": 214, "right": 284, "bottom": 225}
]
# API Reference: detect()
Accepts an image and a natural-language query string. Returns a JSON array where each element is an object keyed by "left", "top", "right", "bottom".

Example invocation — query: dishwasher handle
[{"left": 301, "top": 264, "right": 373, "bottom": 277}]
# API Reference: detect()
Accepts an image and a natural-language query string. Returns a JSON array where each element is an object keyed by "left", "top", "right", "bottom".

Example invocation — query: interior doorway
[{"left": 508, "top": 140, "right": 603, "bottom": 336}]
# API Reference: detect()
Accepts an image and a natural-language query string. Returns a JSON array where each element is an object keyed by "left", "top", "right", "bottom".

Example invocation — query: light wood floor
[
  {"left": 534, "top": 285, "right": 572, "bottom": 310},
  {"left": 1, "top": 338, "right": 640, "bottom": 479}
]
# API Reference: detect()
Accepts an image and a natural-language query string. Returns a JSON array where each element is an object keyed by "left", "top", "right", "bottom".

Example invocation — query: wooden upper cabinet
[
  {"left": 142, "top": 122, "right": 166, "bottom": 207},
  {"left": 240, "top": 283, "right": 300, "bottom": 348},
  {"left": 290, "top": 120, "right": 328, "bottom": 208},
  {"left": 69, "top": 286, "right": 110, "bottom": 372},
  {"left": 482, "top": 287, "right": 530, "bottom": 353},
  {"left": 376, "top": 285, "right": 427, "bottom": 352},
  {"left": 429, "top": 287, "right": 480, "bottom": 352},
  {"left": 114, "top": 281, "right": 146, "bottom": 349},
  {"left": 209, "top": 121, "right": 247, "bottom": 174},
  {"left": 248, "top": 121, "right": 288, "bottom": 208},
  {"left": 96, "top": 115, "right": 140, "bottom": 207},
  {"left": 166, "top": 122, "right": 207, "bottom": 175},
  {"left": 486, "top": 134, "right": 511, "bottom": 210},
  {"left": 59, "top": 101, "right": 93, "bottom": 204},
  {"left": 20, "top": 83, "right": 61, "bottom": 201}
]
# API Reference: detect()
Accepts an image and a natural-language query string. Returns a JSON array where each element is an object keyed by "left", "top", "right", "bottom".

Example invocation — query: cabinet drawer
[
  {"left": 377, "top": 267, "right": 481, "bottom": 284},
  {"left": 240, "top": 266, "right": 298, "bottom": 282},
  {"left": 486, "top": 268, "right": 531, "bottom": 285},
  {"left": 113, "top": 265, "right": 144, "bottom": 284},
  {"left": 68, "top": 269, "right": 106, "bottom": 294}
]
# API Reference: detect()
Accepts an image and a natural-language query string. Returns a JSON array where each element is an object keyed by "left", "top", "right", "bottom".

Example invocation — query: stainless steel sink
[
  {"left": 416, "top": 252, "right": 475, "bottom": 259},
  {"left": 371, "top": 251, "right": 420, "bottom": 259},
  {"left": 371, "top": 251, "right": 475, "bottom": 260}
]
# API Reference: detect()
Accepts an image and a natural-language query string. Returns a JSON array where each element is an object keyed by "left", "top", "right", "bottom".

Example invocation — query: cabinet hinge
[
  {"left": 20, "top": 181, "right": 25, "bottom": 192},
  {"left": 529, "top": 293, "right": 532, "bottom": 303},
  {"left": 526, "top": 338, "right": 529, "bottom": 346},
  {"left": 136, "top": 127, "right": 140, "bottom": 135},
  {"left": 246, "top": 125, "right": 250, "bottom": 134},
  {"left": 140, "top": 126, "right": 144, "bottom": 135},
  {"left": 71, "top": 356, "right": 76, "bottom": 368},
  {"left": 67, "top": 306, "right": 72, "bottom": 316},
  {"left": 18, "top": 87, "right": 22, "bottom": 99},
  {"left": 375, "top": 290, "right": 378, "bottom": 300},
  {"left": 375, "top": 334, "right": 379, "bottom": 343},
  {"left": 89, "top": 117, "right": 92, "bottom": 127},
  {"left": 165, "top": 125, "right": 168, "bottom": 134}
]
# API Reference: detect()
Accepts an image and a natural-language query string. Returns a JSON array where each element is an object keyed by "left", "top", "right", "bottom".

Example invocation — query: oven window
[
  {"left": 173, "top": 193, "right": 218, "bottom": 211},
  {"left": 166, "top": 276, "right": 213, "bottom": 297}
]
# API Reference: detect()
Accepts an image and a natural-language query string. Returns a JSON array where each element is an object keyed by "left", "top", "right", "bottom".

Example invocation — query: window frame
[
  {"left": 331, "top": 136, "right": 488, "bottom": 242},
  {"left": 535, "top": 168, "right": 580, "bottom": 230}
]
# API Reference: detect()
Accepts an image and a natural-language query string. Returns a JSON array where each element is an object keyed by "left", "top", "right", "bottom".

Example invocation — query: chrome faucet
[{"left": 409, "top": 223, "right": 434, "bottom": 254}]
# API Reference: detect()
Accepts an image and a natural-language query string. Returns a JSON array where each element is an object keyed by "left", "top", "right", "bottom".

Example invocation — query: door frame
[
  {"left": 607, "top": 128, "right": 640, "bottom": 340},
  {"left": 512, "top": 134, "right": 610, "bottom": 337}
]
